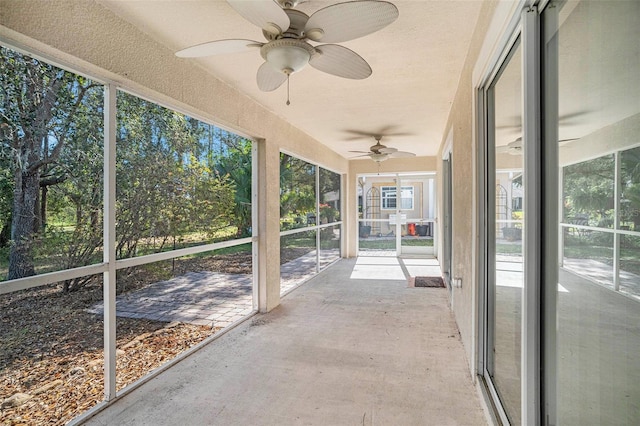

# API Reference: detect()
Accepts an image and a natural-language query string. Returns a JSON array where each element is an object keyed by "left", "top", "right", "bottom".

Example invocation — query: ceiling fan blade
[
  {"left": 378, "top": 147, "right": 397, "bottom": 154},
  {"left": 348, "top": 150, "right": 371, "bottom": 154},
  {"left": 497, "top": 110, "right": 590, "bottom": 129},
  {"left": 343, "top": 127, "right": 414, "bottom": 139},
  {"left": 310, "top": 44, "right": 371, "bottom": 79},
  {"left": 176, "top": 39, "right": 263, "bottom": 58},
  {"left": 256, "top": 62, "right": 287, "bottom": 91},
  {"left": 559, "top": 138, "right": 579, "bottom": 145},
  {"left": 227, "top": 0, "right": 290, "bottom": 36},
  {"left": 389, "top": 151, "right": 415, "bottom": 158},
  {"left": 305, "top": 1, "right": 399, "bottom": 43},
  {"left": 350, "top": 154, "right": 372, "bottom": 158}
]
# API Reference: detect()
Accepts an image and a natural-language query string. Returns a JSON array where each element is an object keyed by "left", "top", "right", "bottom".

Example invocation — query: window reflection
[
  {"left": 490, "top": 39, "right": 523, "bottom": 426},
  {"left": 546, "top": 0, "right": 640, "bottom": 424}
]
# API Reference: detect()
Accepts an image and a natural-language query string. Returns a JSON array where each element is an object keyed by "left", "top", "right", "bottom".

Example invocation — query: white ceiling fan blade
[
  {"left": 378, "top": 147, "right": 397, "bottom": 154},
  {"left": 227, "top": 0, "right": 290, "bottom": 36},
  {"left": 310, "top": 44, "right": 372, "bottom": 79},
  {"left": 257, "top": 62, "right": 287, "bottom": 91},
  {"left": 348, "top": 150, "right": 371, "bottom": 154},
  {"left": 559, "top": 138, "right": 579, "bottom": 146},
  {"left": 305, "top": 1, "right": 398, "bottom": 43},
  {"left": 389, "top": 151, "right": 415, "bottom": 158},
  {"left": 350, "top": 153, "right": 372, "bottom": 158},
  {"left": 176, "top": 39, "right": 262, "bottom": 58}
]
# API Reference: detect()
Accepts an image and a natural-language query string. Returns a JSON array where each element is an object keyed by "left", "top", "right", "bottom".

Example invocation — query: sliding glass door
[
  {"left": 543, "top": 1, "right": 640, "bottom": 424},
  {"left": 483, "top": 39, "right": 523, "bottom": 425}
]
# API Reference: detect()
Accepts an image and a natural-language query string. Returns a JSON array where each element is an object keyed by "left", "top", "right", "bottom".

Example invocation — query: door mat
[{"left": 408, "top": 276, "right": 445, "bottom": 288}]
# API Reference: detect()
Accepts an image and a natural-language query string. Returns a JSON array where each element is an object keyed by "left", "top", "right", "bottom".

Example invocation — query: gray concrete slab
[{"left": 84, "top": 258, "right": 486, "bottom": 426}]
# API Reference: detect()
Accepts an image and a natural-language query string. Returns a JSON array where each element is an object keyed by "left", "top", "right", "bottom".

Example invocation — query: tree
[
  {"left": 563, "top": 155, "right": 615, "bottom": 226},
  {"left": 279, "top": 154, "right": 316, "bottom": 224},
  {"left": 115, "top": 92, "right": 236, "bottom": 259},
  {"left": 214, "top": 132, "right": 253, "bottom": 237},
  {"left": 0, "top": 47, "right": 99, "bottom": 280},
  {"left": 621, "top": 147, "right": 640, "bottom": 230}
]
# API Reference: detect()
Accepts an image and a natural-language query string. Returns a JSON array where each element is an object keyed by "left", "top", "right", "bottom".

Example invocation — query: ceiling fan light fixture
[
  {"left": 370, "top": 153, "right": 389, "bottom": 162},
  {"left": 261, "top": 39, "right": 315, "bottom": 74}
]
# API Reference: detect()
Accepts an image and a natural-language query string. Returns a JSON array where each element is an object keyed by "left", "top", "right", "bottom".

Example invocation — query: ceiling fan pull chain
[{"left": 286, "top": 73, "right": 291, "bottom": 106}]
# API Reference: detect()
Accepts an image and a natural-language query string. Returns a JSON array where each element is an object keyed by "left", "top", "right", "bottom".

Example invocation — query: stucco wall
[
  {"left": 436, "top": 0, "right": 500, "bottom": 372},
  {"left": 0, "top": 0, "right": 348, "bottom": 312}
]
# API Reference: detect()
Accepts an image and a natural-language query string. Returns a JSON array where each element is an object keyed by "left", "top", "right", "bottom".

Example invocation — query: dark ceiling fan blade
[
  {"left": 304, "top": 1, "right": 398, "bottom": 43},
  {"left": 343, "top": 127, "right": 413, "bottom": 140},
  {"left": 496, "top": 110, "right": 590, "bottom": 129},
  {"left": 176, "top": 39, "right": 263, "bottom": 58},
  {"left": 227, "top": 0, "right": 290, "bottom": 36},
  {"left": 256, "top": 62, "right": 287, "bottom": 91},
  {"left": 309, "top": 44, "right": 371, "bottom": 79}
]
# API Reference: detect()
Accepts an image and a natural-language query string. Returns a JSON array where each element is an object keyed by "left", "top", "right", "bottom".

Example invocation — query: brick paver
[{"left": 88, "top": 250, "right": 340, "bottom": 328}]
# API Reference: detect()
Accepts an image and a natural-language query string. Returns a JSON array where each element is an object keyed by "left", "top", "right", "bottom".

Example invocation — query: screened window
[
  {"left": 0, "top": 46, "right": 104, "bottom": 283},
  {"left": 381, "top": 186, "right": 414, "bottom": 210}
]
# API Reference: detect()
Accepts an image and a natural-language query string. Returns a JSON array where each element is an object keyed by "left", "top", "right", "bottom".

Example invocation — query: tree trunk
[
  {"left": 0, "top": 221, "right": 10, "bottom": 247},
  {"left": 8, "top": 168, "right": 40, "bottom": 279},
  {"left": 40, "top": 184, "right": 48, "bottom": 230},
  {"left": 33, "top": 184, "right": 42, "bottom": 233}
]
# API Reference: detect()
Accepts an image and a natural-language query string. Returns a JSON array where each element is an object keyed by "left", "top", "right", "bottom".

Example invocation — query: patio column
[
  {"left": 257, "top": 138, "right": 281, "bottom": 312},
  {"left": 346, "top": 168, "right": 359, "bottom": 257}
]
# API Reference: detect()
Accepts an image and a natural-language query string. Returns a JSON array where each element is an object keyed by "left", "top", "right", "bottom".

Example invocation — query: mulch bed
[{"left": 0, "top": 250, "right": 278, "bottom": 425}]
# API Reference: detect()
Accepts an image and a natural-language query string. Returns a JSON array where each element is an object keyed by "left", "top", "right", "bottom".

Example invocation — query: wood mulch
[{"left": 0, "top": 250, "right": 267, "bottom": 425}]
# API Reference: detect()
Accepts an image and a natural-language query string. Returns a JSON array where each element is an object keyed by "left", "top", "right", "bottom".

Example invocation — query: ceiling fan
[
  {"left": 349, "top": 135, "right": 416, "bottom": 162},
  {"left": 496, "top": 137, "right": 524, "bottom": 155},
  {"left": 343, "top": 125, "right": 413, "bottom": 141},
  {"left": 175, "top": 0, "right": 399, "bottom": 104},
  {"left": 496, "top": 136, "right": 579, "bottom": 155}
]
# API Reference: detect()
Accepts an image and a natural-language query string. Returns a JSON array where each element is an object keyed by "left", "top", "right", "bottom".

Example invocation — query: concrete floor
[{"left": 84, "top": 258, "right": 487, "bottom": 425}]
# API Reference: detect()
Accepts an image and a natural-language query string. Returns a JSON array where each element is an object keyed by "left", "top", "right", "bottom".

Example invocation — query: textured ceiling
[{"left": 100, "top": 0, "right": 483, "bottom": 160}]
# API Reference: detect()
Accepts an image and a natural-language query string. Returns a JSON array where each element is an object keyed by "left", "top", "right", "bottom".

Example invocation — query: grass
[
  {"left": 358, "top": 237, "right": 434, "bottom": 250},
  {"left": 496, "top": 243, "right": 523, "bottom": 255}
]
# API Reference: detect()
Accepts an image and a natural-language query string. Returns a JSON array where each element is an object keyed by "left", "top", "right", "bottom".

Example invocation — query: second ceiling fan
[
  {"left": 175, "top": 0, "right": 399, "bottom": 104},
  {"left": 350, "top": 135, "right": 416, "bottom": 162}
]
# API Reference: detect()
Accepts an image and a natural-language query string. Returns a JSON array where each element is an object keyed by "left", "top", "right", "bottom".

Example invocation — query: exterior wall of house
[
  {"left": 0, "top": 0, "right": 348, "bottom": 313},
  {"left": 436, "top": 0, "right": 501, "bottom": 372}
]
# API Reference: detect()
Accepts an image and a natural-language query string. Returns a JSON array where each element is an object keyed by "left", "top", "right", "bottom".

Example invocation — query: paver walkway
[{"left": 89, "top": 249, "right": 340, "bottom": 327}]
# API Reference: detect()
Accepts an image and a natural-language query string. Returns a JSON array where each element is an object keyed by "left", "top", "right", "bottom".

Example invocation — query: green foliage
[
  {"left": 1, "top": 45, "right": 103, "bottom": 280},
  {"left": 115, "top": 92, "right": 237, "bottom": 259},
  {"left": 563, "top": 155, "right": 615, "bottom": 225},
  {"left": 1, "top": 46, "right": 253, "bottom": 289},
  {"left": 620, "top": 147, "right": 640, "bottom": 230},
  {"left": 214, "top": 134, "right": 253, "bottom": 237},
  {"left": 280, "top": 153, "right": 316, "bottom": 220}
]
